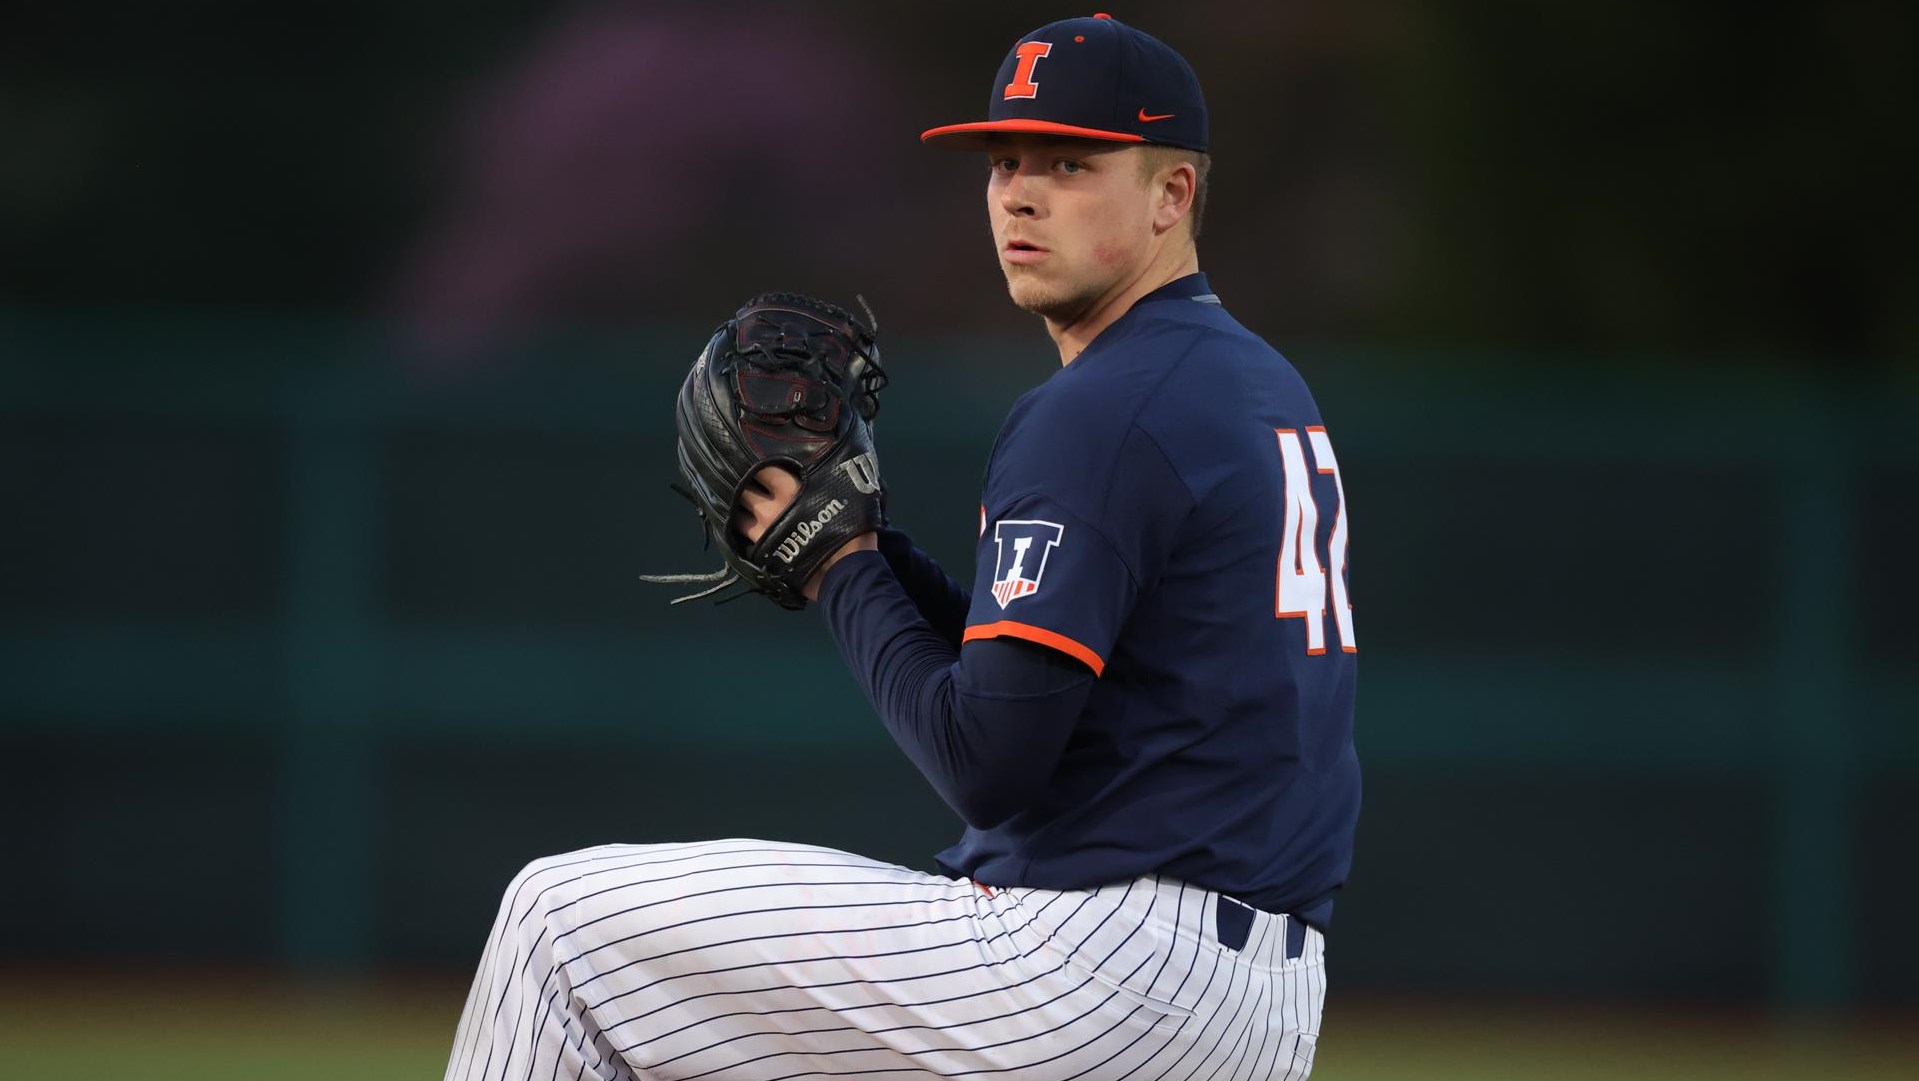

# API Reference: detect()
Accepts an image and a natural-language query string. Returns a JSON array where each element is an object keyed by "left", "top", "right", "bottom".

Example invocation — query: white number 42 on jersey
[{"left": 1276, "top": 426, "right": 1356, "bottom": 655}]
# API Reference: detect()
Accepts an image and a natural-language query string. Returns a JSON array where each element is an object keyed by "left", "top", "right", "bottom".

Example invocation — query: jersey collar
[
  {"left": 1062, "top": 272, "right": 1218, "bottom": 370},
  {"left": 1135, "top": 271, "right": 1217, "bottom": 307}
]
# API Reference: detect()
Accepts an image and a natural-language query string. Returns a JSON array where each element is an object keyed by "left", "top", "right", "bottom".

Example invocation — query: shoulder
[
  {"left": 1003, "top": 312, "right": 1219, "bottom": 450},
  {"left": 985, "top": 322, "right": 1196, "bottom": 521},
  {"left": 1126, "top": 303, "right": 1315, "bottom": 423},
  {"left": 988, "top": 300, "right": 1319, "bottom": 511},
  {"left": 1126, "top": 305, "right": 1329, "bottom": 501},
  {"left": 1145, "top": 301, "right": 1305, "bottom": 396}
]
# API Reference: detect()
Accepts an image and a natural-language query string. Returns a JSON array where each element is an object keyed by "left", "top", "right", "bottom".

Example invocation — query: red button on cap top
[{"left": 1093, "top": 12, "right": 1112, "bottom": 18}]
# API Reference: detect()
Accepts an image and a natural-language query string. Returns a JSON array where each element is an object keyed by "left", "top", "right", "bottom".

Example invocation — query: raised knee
[{"left": 496, "top": 845, "right": 623, "bottom": 921}]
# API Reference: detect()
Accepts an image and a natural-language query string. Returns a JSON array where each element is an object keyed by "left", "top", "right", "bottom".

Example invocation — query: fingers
[
  {"left": 758, "top": 467, "right": 800, "bottom": 501},
  {"left": 732, "top": 466, "right": 801, "bottom": 544}
]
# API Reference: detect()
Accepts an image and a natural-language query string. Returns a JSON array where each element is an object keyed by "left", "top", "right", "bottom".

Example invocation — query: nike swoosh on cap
[{"left": 1137, "top": 109, "right": 1175, "bottom": 122}]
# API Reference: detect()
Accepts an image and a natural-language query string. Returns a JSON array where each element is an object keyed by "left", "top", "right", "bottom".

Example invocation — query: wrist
[{"left": 806, "top": 532, "right": 880, "bottom": 602}]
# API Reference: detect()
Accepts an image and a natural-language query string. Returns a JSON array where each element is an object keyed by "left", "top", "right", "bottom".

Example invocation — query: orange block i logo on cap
[{"left": 1002, "top": 41, "right": 1052, "bottom": 99}]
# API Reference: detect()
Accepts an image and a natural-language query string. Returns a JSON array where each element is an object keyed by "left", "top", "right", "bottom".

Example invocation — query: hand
[
  {"left": 732, "top": 465, "right": 799, "bottom": 545},
  {"left": 734, "top": 466, "right": 877, "bottom": 601}
]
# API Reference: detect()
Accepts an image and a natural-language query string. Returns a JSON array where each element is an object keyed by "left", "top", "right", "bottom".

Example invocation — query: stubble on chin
[{"left": 1003, "top": 269, "right": 1091, "bottom": 323}]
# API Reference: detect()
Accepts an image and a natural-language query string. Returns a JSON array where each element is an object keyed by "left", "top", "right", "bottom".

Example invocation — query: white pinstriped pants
[{"left": 445, "top": 839, "right": 1326, "bottom": 1081}]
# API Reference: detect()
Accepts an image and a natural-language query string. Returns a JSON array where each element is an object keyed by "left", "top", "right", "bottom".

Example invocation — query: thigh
[
  {"left": 524, "top": 841, "right": 1211, "bottom": 1079},
  {"left": 996, "top": 877, "right": 1329, "bottom": 1081},
  {"left": 487, "top": 842, "right": 1322, "bottom": 1080}
]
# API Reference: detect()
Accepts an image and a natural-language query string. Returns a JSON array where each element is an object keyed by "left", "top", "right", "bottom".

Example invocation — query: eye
[
  {"left": 1056, "top": 159, "right": 1085, "bottom": 175},
  {"left": 990, "top": 157, "right": 1017, "bottom": 174}
]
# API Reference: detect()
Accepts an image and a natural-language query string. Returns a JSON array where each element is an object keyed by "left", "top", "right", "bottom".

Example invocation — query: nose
[{"left": 998, "top": 168, "right": 1039, "bottom": 218}]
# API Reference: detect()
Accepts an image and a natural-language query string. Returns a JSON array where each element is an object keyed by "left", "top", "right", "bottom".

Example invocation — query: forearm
[
  {"left": 818, "top": 550, "right": 1090, "bottom": 828},
  {"left": 875, "top": 527, "right": 972, "bottom": 648}
]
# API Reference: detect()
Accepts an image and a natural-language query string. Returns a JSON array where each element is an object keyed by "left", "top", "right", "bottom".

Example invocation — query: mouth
[{"left": 1002, "top": 238, "right": 1048, "bottom": 265}]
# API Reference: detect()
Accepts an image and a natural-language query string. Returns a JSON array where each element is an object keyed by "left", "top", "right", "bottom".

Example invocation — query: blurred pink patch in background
[{"left": 391, "top": 3, "right": 905, "bottom": 369}]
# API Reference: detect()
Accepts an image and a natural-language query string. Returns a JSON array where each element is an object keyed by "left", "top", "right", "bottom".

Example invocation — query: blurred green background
[{"left": 3, "top": 1, "right": 1915, "bottom": 1078}]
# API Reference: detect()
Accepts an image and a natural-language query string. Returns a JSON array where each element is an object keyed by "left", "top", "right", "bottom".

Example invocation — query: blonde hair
[{"left": 1138, "top": 146, "right": 1213, "bottom": 241}]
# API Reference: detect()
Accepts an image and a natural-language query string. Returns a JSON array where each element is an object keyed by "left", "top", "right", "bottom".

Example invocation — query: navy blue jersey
[{"left": 940, "top": 272, "right": 1360, "bottom": 924}]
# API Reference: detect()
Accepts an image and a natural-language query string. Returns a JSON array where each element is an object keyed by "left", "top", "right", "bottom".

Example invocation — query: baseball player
[{"left": 446, "top": 14, "right": 1359, "bottom": 1081}]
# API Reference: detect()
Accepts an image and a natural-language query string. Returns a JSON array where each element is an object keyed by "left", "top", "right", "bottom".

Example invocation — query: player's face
[{"left": 985, "top": 137, "right": 1159, "bottom": 322}]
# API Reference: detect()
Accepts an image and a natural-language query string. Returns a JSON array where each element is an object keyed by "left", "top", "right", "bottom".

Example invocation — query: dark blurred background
[{"left": 3, "top": 2, "right": 1915, "bottom": 1078}]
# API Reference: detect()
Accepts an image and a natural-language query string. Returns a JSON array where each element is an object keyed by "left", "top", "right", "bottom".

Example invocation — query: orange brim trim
[
  {"left": 963, "top": 620, "right": 1106, "bottom": 676},
  {"left": 920, "top": 119, "right": 1146, "bottom": 149}
]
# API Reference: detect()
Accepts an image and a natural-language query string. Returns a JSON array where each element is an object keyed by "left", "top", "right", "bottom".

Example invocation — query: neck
[{"left": 1044, "top": 240, "right": 1199, "bottom": 365}]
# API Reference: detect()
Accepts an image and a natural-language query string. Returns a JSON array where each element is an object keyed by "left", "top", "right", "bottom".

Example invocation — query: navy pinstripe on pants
[{"left": 445, "top": 839, "right": 1326, "bottom": 1081}]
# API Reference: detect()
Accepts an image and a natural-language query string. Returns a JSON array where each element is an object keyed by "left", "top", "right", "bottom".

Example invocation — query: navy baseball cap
[{"left": 921, "top": 13, "right": 1208, "bottom": 153}]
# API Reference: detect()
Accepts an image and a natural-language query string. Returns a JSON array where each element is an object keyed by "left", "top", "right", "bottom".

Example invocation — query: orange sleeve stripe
[{"left": 963, "top": 621, "right": 1106, "bottom": 676}]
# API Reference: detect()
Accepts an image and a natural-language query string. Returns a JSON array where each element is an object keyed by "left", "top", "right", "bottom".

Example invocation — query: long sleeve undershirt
[
  {"left": 818, "top": 546, "right": 1094, "bottom": 830},
  {"left": 873, "top": 528, "right": 971, "bottom": 648}
]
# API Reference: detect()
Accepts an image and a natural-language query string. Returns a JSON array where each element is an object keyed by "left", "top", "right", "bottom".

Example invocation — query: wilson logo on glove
[
  {"left": 839, "top": 451, "right": 882, "bottom": 495},
  {"left": 775, "top": 499, "right": 848, "bottom": 565}
]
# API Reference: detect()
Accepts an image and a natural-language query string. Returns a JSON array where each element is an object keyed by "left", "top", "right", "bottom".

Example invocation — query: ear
[{"left": 1152, "top": 159, "right": 1197, "bottom": 236}]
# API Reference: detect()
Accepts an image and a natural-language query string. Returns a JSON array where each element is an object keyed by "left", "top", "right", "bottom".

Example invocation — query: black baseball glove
[{"left": 642, "top": 292, "right": 888, "bottom": 610}]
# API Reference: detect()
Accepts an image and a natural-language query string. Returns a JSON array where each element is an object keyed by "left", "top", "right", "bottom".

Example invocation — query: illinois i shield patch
[{"left": 989, "top": 519, "right": 1064, "bottom": 608}]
